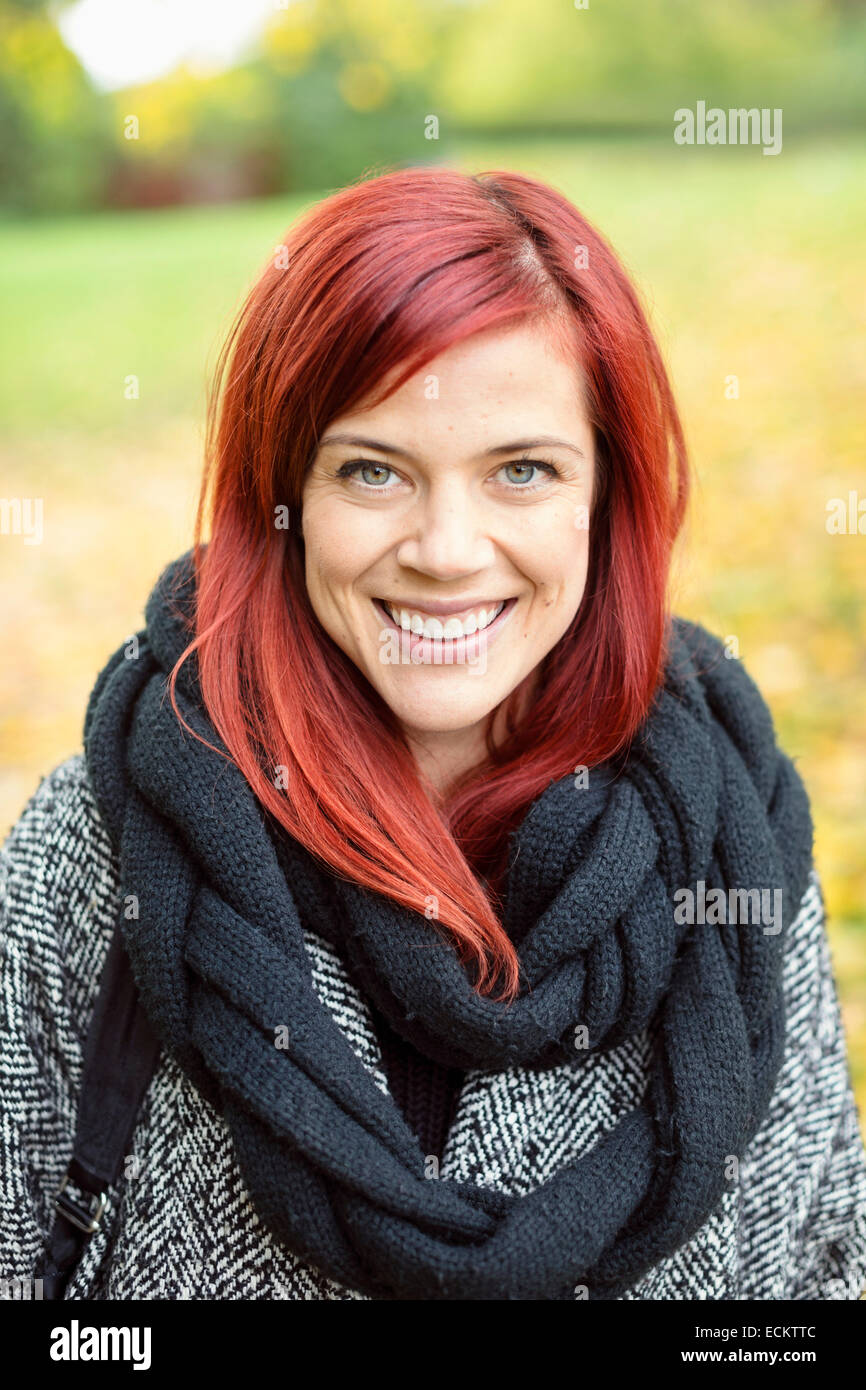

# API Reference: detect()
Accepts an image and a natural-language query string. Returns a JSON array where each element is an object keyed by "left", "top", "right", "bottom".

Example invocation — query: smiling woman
[
  {"left": 3, "top": 166, "right": 866, "bottom": 1304},
  {"left": 301, "top": 321, "right": 597, "bottom": 798},
  {"left": 182, "top": 167, "right": 687, "bottom": 1000}
]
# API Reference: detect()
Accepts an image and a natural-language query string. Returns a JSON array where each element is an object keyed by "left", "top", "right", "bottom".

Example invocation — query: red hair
[{"left": 168, "top": 166, "right": 690, "bottom": 1002}]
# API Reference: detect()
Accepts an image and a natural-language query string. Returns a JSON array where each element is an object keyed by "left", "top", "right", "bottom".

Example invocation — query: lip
[
  {"left": 372, "top": 596, "right": 518, "bottom": 664},
  {"left": 376, "top": 595, "right": 514, "bottom": 618}
]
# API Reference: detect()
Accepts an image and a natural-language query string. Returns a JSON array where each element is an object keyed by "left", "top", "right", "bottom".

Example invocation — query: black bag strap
[{"left": 36, "top": 925, "right": 162, "bottom": 1299}]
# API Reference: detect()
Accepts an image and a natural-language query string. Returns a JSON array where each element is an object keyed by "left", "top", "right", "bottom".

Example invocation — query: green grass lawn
[{"left": 1, "top": 132, "right": 864, "bottom": 1127}]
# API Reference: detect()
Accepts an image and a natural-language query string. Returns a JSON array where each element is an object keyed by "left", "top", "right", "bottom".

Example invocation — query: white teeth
[{"left": 384, "top": 601, "right": 506, "bottom": 639}]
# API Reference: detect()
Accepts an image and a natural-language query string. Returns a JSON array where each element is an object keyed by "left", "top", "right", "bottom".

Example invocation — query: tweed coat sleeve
[
  {"left": 2, "top": 754, "right": 866, "bottom": 1301},
  {"left": 0, "top": 756, "right": 121, "bottom": 1291},
  {"left": 735, "top": 870, "right": 866, "bottom": 1299}
]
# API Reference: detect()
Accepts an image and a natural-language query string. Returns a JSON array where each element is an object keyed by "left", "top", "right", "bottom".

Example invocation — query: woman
[{"left": 3, "top": 167, "right": 866, "bottom": 1301}]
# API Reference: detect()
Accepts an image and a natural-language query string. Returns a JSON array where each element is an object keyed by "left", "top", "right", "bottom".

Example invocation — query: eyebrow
[{"left": 317, "top": 433, "right": 585, "bottom": 461}]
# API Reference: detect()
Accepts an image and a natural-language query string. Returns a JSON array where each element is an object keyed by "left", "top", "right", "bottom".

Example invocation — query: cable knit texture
[
  {"left": 48, "top": 546, "right": 827, "bottom": 1301},
  {"left": 363, "top": 998, "right": 464, "bottom": 1162},
  {"left": 3, "top": 763, "right": 866, "bottom": 1298}
]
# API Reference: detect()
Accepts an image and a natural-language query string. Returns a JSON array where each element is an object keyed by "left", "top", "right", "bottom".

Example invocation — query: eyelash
[{"left": 334, "top": 455, "right": 561, "bottom": 495}]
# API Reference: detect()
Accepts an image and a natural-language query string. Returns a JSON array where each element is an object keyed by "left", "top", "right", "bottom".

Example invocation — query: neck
[
  {"left": 402, "top": 671, "right": 538, "bottom": 803},
  {"left": 404, "top": 722, "right": 491, "bottom": 802}
]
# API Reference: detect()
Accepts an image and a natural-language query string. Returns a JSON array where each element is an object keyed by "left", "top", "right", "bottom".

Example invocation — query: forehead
[{"left": 335, "top": 321, "right": 590, "bottom": 453}]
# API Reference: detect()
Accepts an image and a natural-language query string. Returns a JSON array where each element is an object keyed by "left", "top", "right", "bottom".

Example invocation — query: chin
[{"left": 380, "top": 683, "right": 505, "bottom": 736}]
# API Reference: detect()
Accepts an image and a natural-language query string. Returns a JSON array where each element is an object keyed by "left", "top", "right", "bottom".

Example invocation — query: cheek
[
  {"left": 520, "top": 517, "right": 590, "bottom": 610},
  {"left": 303, "top": 510, "right": 374, "bottom": 594}
]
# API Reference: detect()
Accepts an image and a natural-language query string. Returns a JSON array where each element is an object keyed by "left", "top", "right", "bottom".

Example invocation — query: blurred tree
[
  {"left": 2, "top": 0, "right": 864, "bottom": 214},
  {"left": 434, "top": 0, "right": 866, "bottom": 132},
  {"left": 243, "top": 0, "right": 453, "bottom": 190},
  {"left": 0, "top": 0, "right": 113, "bottom": 214}
]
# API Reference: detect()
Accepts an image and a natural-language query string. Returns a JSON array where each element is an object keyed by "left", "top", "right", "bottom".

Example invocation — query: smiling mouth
[
  {"left": 371, "top": 596, "right": 519, "bottom": 661},
  {"left": 374, "top": 598, "right": 515, "bottom": 640}
]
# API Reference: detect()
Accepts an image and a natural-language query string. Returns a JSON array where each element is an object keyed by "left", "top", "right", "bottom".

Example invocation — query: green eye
[
  {"left": 358, "top": 464, "right": 391, "bottom": 486},
  {"left": 337, "top": 460, "right": 396, "bottom": 488},
  {"left": 335, "top": 456, "right": 561, "bottom": 494},
  {"left": 504, "top": 462, "right": 536, "bottom": 484},
  {"left": 500, "top": 459, "right": 560, "bottom": 491}
]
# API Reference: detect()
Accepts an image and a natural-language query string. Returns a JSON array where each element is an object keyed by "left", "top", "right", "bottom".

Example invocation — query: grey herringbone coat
[{"left": 2, "top": 754, "right": 866, "bottom": 1300}]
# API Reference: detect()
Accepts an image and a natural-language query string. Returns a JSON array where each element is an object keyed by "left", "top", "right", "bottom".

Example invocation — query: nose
[{"left": 395, "top": 481, "right": 496, "bottom": 578}]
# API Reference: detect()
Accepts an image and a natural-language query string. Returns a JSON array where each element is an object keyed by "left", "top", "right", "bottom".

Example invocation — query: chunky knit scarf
[{"left": 83, "top": 551, "right": 814, "bottom": 1301}]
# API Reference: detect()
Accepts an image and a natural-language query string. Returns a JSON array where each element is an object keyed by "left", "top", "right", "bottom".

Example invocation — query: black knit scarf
[{"left": 83, "top": 551, "right": 814, "bottom": 1300}]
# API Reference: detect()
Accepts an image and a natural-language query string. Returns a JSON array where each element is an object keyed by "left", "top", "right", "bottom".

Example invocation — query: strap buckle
[{"left": 55, "top": 1173, "right": 107, "bottom": 1235}]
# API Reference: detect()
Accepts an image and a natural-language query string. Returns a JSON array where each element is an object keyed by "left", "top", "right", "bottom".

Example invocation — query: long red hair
[{"left": 168, "top": 166, "right": 690, "bottom": 1002}]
